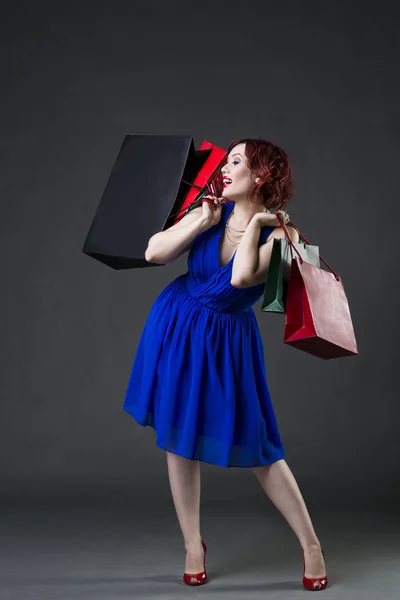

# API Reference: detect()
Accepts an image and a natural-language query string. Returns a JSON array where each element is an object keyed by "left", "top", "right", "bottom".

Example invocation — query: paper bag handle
[{"left": 276, "top": 213, "right": 340, "bottom": 281}]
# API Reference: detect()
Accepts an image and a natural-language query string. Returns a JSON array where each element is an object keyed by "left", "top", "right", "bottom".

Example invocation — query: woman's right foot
[
  {"left": 184, "top": 538, "right": 205, "bottom": 574},
  {"left": 183, "top": 539, "right": 207, "bottom": 585}
]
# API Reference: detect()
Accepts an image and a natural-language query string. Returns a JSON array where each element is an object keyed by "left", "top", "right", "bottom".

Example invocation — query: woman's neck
[{"left": 229, "top": 200, "right": 269, "bottom": 229}]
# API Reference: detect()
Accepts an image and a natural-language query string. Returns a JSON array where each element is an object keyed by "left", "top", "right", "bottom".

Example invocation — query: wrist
[
  {"left": 248, "top": 215, "right": 263, "bottom": 229},
  {"left": 252, "top": 212, "right": 281, "bottom": 228},
  {"left": 198, "top": 216, "right": 211, "bottom": 232}
]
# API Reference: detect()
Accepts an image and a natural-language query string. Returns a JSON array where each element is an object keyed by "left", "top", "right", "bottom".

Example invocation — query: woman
[{"left": 123, "top": 138, "right": 328, "bottom": 591}]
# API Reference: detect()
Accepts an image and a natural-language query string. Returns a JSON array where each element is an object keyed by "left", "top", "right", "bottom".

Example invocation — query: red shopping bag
[{"left": 277, "top": 216, "right": 359, "bottom": 359}]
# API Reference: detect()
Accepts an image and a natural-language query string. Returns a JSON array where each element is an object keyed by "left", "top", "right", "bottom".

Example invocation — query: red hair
[{"left": 223, "top": 138, "right": 295, "bottom": 210}]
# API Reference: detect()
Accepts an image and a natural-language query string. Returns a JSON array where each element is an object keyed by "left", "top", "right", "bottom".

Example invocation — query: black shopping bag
[{"left": 82, "top": 134, "right": 225, "bottom": 270}]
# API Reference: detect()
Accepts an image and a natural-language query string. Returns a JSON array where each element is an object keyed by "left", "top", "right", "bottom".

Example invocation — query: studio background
[{"left": 1, "top": 0, "right": 398, "bottom": 515}]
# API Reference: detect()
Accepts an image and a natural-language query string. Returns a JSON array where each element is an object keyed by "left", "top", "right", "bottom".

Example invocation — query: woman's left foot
[{"left": 302, "top": 543, "right": 326, "bottom": 579}]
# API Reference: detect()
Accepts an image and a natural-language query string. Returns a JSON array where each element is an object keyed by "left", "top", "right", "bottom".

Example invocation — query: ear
[{"left": 255, "top": 176, "right": 261, "bottom": 183}]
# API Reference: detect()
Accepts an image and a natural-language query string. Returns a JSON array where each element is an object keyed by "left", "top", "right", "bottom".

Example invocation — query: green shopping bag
[{"left": 261, "top": 217, "right": 320, "bottom": 313}]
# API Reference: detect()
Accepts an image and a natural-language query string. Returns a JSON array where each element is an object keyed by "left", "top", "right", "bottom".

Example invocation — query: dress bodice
[{"left": 184, "top": 202, "right": 275, "bottom": 314}]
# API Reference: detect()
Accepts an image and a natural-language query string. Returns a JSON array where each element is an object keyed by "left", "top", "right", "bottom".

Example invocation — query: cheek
[{"left": 235, "top": 166, "right": 252, "bottom": 185}]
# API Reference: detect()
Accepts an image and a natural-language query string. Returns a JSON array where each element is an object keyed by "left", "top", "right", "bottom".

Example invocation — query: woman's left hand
[{"left": 251, "top": 209, "right": 290, "bottom": 228}]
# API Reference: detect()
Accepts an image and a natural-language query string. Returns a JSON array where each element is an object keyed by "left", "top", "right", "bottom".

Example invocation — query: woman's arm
[
  {"left": 145, "top": 206, "right": 207, "bottom": 264},
  {"left": 231, "top": 224, "right": 300, "bottom": 288}
]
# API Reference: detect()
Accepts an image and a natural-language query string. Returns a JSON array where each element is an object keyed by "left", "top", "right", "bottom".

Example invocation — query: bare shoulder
[{"left": 267, "top": 224, "right": 300, "bottom": 243}]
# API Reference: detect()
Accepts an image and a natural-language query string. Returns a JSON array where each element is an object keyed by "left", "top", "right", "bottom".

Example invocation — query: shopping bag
[
  {"left": 280, "top": 220, "right": 359, "bottom": 359},
  {"left": 82, "top": 134, "right": 226, "bottom": 270},
  {"left": 261, "top": 236, "right": 320, "bottom": 313}
]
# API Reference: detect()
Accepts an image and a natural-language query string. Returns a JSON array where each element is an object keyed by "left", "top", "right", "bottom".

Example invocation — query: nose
[{"left": 221, "top": 164, "right": 229, "bottom": 175}]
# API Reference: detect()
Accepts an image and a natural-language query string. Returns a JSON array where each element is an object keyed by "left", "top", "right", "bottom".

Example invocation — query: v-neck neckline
[
  {"left": 215, "top": 203, "right": 273, "bottom": 271},
  {"left": 217, "top": 202, "right": 238, "bottom": 269}
]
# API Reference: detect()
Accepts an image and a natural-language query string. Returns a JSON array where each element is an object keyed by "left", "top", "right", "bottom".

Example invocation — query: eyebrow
[{"left": 227, "top": 153, "right": 242, "bottom": 160}]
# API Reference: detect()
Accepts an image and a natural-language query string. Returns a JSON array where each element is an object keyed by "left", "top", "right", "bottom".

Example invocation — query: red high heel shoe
[
  {"left": 183, "top": 540, "right": 207, "bottom": 586},
  {"left": 302, "top": 548, "right": 328, "bottom": 591}
]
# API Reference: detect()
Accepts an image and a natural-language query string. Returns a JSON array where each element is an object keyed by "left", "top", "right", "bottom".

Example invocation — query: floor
[{"left": 0, "top": 499, "right": 399, "bottom": 599}]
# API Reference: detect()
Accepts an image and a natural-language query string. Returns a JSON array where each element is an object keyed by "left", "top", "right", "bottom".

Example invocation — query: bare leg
[
  {"left": 166, "top": 451, "right": 205, "bottom": 574},
  {"left": 252, "top": 459, "right": 326, "bottom": 578}
]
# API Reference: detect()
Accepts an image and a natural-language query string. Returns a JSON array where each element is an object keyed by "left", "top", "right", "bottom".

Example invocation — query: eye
[{"left": 222, "top": 158, "right": 240, "bottom": 171}]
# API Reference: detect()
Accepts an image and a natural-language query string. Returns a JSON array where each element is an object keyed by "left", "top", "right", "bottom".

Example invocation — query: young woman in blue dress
[{"left": 144, "top": 138, "right": 328, "bottom": 591}]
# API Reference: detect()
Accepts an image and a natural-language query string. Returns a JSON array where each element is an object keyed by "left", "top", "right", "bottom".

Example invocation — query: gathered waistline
[{"left": 182, "top": 277, "right": 251, "bottom": 316}]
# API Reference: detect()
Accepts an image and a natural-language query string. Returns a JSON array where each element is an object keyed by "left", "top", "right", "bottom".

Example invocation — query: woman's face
[{"left": 220, "top": 143, "right": 259, "bottom": 201}]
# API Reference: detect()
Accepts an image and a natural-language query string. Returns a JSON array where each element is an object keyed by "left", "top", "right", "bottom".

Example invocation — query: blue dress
[{"left": 123, "top": 201, "right": 285, "bottom": 468}]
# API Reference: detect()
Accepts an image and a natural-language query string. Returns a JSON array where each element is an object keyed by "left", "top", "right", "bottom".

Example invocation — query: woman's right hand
[{"left": 200, "top": 195, "right": 224, "bottom": 230}]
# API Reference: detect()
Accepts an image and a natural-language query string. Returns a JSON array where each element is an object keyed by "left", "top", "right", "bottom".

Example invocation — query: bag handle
[
  {"left": 169, "top": 180, "right": 219, "bottom": 221},
  {"left": 276, "top": 213, "right": 340, "bottom": 281}
]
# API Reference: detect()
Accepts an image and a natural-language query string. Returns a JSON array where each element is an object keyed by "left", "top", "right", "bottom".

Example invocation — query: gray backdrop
[{"left": 1, "top": 0, "right": 399, "bottom": 512}]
